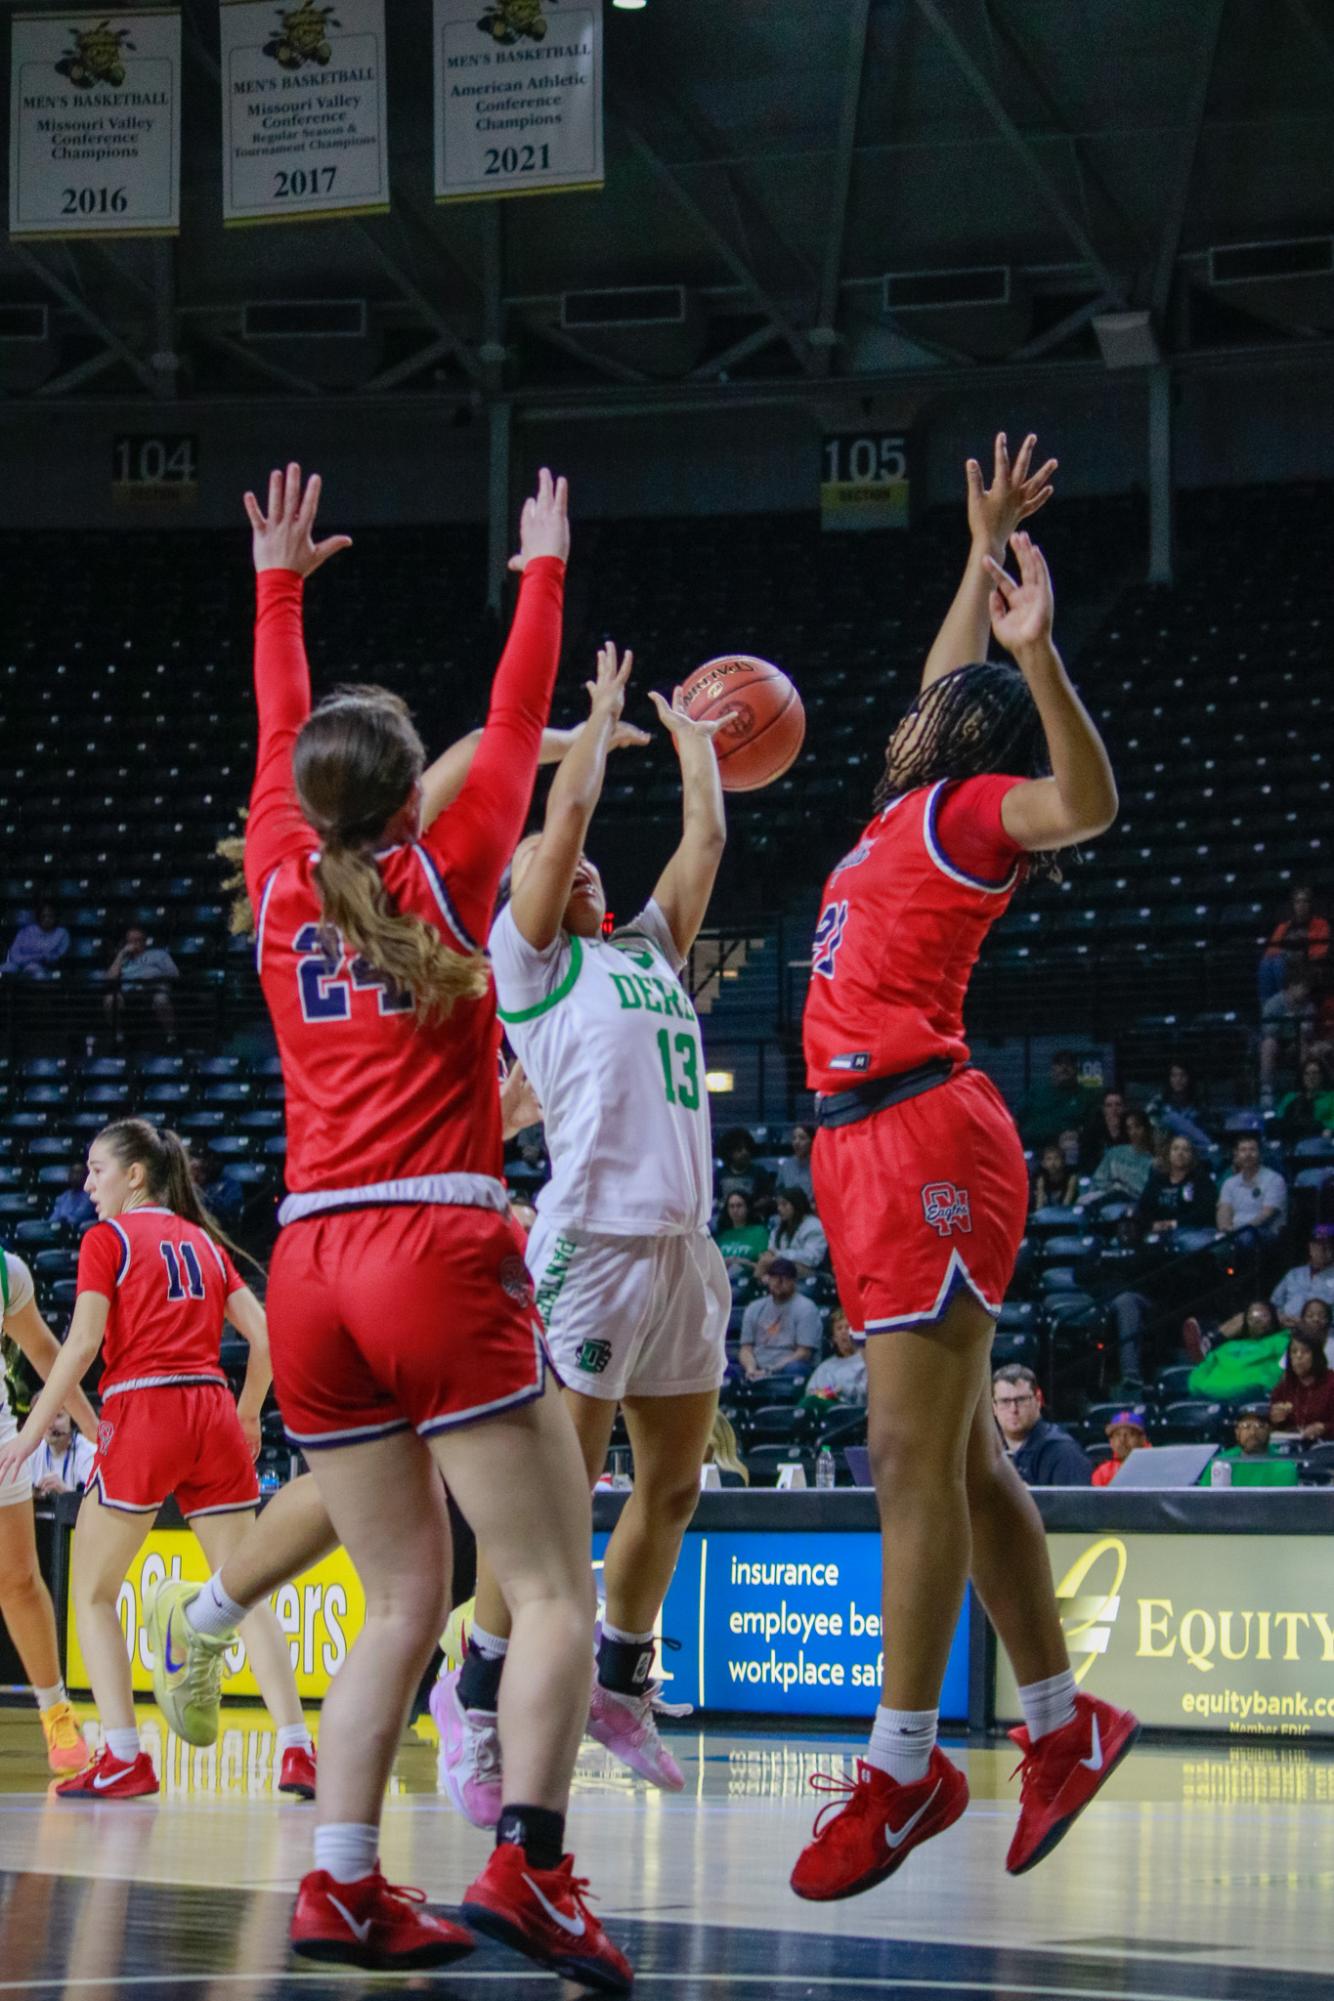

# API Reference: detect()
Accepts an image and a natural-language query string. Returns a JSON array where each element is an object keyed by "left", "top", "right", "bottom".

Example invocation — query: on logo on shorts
[{"left": 921, "top": 1181, "right": 972, "bottom": 1237}]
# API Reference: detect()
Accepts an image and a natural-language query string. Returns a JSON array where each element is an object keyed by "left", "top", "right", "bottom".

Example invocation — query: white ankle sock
[
  {"left": 601, "top": 1620, "right": 656, "bottom": 1646},
  {"left": 314, "top": 1822, "right": 380, "bottom": 1884},
  {"left": 277, "top": 1722, "right": 313, "bottom": 1755},
  {"left": 106, "top": 1726, "right": 141, "bottom": 1764},
  {"left": 1018, "top": 1668, "right": 1078, "bottom": 1743},
  {"left": 186, "top": 1573, "right": 247, "bottom": 1639},
  {"left": 35, "top": 1681, "right": 66, "bottom": 1711},
  {"left": 468, "top": 1621, "right": 509, "bottom": 1661},
  {"left": 865, "top": 1705, "right": 937, "bottom": 1787}
]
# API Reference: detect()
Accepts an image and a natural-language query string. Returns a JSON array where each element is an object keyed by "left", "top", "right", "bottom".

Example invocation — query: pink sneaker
[
  {"left": 429, "top": 1668, "right": 502, "bottom": 1829},
  {"left": 587, "top": 1680, "right": 685, "bottom": 1791}
]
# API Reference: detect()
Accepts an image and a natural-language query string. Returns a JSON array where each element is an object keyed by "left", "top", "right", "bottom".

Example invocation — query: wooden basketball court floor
[{"left": 0, "top": 1703, "right": 1329, "bottom": 1998}]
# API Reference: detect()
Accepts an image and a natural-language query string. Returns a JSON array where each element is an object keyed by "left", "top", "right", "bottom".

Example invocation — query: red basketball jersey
[
  {"left": 803, "top": 776, "right": 1025, "bottom": 1092},
  {"left": 78, "top": 1207, "right": 242, "bottom": 1397},
  {"left": 244, "top": 560, "right": 564, "bottom": 1197}
]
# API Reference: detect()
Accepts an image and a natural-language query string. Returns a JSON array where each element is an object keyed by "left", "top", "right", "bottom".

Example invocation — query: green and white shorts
[{"left": 527, "top": 1218, "right": 729, "bottom": 1402}]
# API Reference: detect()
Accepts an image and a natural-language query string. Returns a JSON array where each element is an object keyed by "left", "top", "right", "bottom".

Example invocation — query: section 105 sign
[{"left": 821, "top": 432, "right": 910, "bottom": 532}]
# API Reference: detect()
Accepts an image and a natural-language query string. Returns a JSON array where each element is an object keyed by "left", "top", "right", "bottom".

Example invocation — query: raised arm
[
  {"left": 0, "top": 1293, "right": 109, "bottom": 1488},
  {"left": 919, "top": 432, "right": 1057, "bottom": 694},
  {"left": 420, "top": 715, "right": 648, "bottom": 833},
  {"left": 647, "top": 691, "right": 728, "bottom": 959},
  {"left": 224, "top": 1285, "right": 272, "bottom": 1460},
  {"left": 243, "top": 465, "right": 352, "bottom": 903},
  {"left": 421, "top": 471, "right": 570, "bottom": 948},
  {"left": 509, "top": 642, "right": 634, "bottom": 952},
  {"left": 3, "top": 1292, "right": 98, "bottom": 1442},
  {"left": 987, "top": 534, "right": 1119, "bottom": 852}
]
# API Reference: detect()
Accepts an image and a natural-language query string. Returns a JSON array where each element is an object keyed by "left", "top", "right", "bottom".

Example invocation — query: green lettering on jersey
[
  {"left": 632, "top": 976, "right": 665, "bottom": 1015},
  {"left": 609, "top": 973, "right": 642, "bottom": 1010}
]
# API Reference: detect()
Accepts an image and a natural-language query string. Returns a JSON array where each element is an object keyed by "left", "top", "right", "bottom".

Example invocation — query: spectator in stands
[
  {"left": 1080, "top": 1089, "right": 1127, "bottom": 1171},
  {"left": 991, "top": 1364, "right": 1092, "bottom": 1486},
  {"left": 30, "top": 1410, "right": 96, "bottom": 1496},
  {"left": 0, "top": 900, "right": 69, "bottom": 980},
  {"left": 1297, "top": 1295, "right": 1333, "bottom": 1370},
  {"left": 1076, "top": 1106, "right": 1156, "bottom": 1208},
  {"left": 1270, "top": 1226, "right": 1334, "bottom": 1326},
  {"left": 717, "top": 1128, "right": 773, "bottom": 1205},
  {"left": 1259, "top": 884, "right": 1328, "bottom": 1005},
  {"left": 714, "top": 1190, "right": 768, "bottom": 1281},
  {"left": 802, "top": 1311, "right": 867, "bottom": 1407},
  {"left": 1259, "top": 964, "right": 1316, "bottom": 1108},
  {"left": 1091, "top": 1410, "right": 1151, "bottom": 1488},
  {"left": 1216, "top": 1135, "right": 1287, "bottom": 1241},
  {"left": 1210, "top": 1406, "right": 1298, "bottom": 1488},
  {"left": 47, "top": 1162, "right": 95, "bottom": 1233},
  {"left": 1274, "top": 1056, "right": 1334, "bottom": 1142},
  {"left": 1147, "top": 1062, "right": 1212, "bottom": 1148},
  {"left": 1136, "top": 1134, "right": 1216, "bottom": 1241},
  {"left": 189, "top": 1144, "right": 244, "bottom": 1231},
  {"left": 1269, "top": 1326, "right": 1334, "bottom": 1443},
  {"left": 757, "top": 1186, "right": 827, "bottom": 1280},
  {"left": 737, "top": 1258, "right": 819, "bottom": 1381},
  {"left": 102, "top": 925, "right": 178, "bottom": 1042},
  {"left": 1187, "top": 1307, "right": 1288, "bottom": 1404},
  {"left": 1031, "top": 1141, "right": 1078, "bottom": 1212},
  {"left": 776, "top": 1123, "right": 815, "bottom": 1205},
  {"left": 1190, "top": 1294, "right": 1280, "bottom": 1355},
  {"left": 703, "top": 1412, "right": 749, "bottom": 1487},
  {"left": 1016, "top": 1050, "right": 1094, "bottom": 1149}
]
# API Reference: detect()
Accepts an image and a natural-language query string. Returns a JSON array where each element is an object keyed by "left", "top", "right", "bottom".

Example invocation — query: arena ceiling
[{"left": 2, "top": 0, "right": 1334, "bottom": 409}]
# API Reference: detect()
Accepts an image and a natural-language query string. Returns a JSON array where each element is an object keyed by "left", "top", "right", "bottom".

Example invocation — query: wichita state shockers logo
[
  {"left": 264, "top": 5, "right": 338, "bottom": 70},
  {"left": 1054, "top": 1536, "right": 1127, "bottom": 1686},
  {"left": 57, "top": 20, "right": 135, "bottom": 89},
  {"left": 477, "top": 0, "right": 550, "bottom": 45},
  {"left": 920, "top": 1181, "right": 972, "bottom": 1237}
]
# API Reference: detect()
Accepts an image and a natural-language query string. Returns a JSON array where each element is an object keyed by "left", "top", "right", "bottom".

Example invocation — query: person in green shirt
[
  {"left": 1187, "top": 1309, "right": 1289, "bottom": 1404},
  {"left": 1016, "top": 1050, "right": 1098, "bottom": 1149},
  {"left": 714, "top": 1190, "right": 769, "bottom": 1281},
  {"left": 1208, "top": 1406, "right": 1300, "bottom": 1488}
]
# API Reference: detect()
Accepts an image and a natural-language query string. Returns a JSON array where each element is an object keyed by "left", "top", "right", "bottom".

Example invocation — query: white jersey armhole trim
[
  {"left": 922, "top": 780, "right": 1020, "bottom": 896},
  {"left": 413, "top": 844, "right": 479, "bottom": 955}
]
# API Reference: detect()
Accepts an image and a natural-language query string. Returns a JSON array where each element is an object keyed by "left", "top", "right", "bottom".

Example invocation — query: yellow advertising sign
[{"left": 66, "top": 1529, "right": 364, "bottom": 1701}]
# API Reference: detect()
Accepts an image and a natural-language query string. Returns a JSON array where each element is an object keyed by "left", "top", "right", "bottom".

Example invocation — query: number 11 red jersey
[{"left": 77, "top": 1206, "right": 242, "bottom": 1398}]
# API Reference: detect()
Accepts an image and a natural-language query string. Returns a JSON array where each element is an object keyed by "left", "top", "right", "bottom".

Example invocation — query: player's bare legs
[
  {"left": 962, "top": 1380, "right": 1068, "bottom": 1686},
  {"left": 215, "top": 1474, "right": 337, "bottom": 1608},
  {"left": 607, "top": 1390, "right": 717, "bottom": 1630},
  {"left": 429, "top": 1378, "right": 594, "bottom": 1813},
  {"left": 0, "top": 1502, "right": 64, "bottom": 1694},
  {"left": 191, "top": 1509, "right": 306, "bottom": 1731},
  {"left": 69, "top": 1496, "right": 153, "bottom": 1735},
  {"left": 304, "top": 1429, "right": 452, "bottom": 1830}
]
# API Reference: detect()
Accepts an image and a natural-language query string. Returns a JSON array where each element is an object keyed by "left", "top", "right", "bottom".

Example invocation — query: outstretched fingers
[{"left": 982, "top": 553, "right": 1018, "bottom": 605}]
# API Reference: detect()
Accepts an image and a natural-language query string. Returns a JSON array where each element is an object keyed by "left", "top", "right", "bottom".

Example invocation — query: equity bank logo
[{"left": 1053, "top": 1535, "right": 1126, "bottom": 1685}]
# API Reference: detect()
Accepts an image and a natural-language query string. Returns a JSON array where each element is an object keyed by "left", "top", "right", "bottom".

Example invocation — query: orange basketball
[{"left": 678, "top": 654, "right": 806, "bottom": 792}]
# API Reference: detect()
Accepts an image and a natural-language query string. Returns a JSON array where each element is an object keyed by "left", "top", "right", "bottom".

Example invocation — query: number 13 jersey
[{"left": 490, "top": 899, "right": 713, "bottom": 1236}]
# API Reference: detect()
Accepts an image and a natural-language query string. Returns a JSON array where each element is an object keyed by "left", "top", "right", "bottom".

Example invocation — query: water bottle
[
  {"left": 815, "top": 1446, "right": 836, "bottom": 1490},
  {"left": 1209, "top": 1456, "right": 1232, "bottom": 1488},
  {"left": 259, "top": 1468, "right": 281, "bottom": 1497}
]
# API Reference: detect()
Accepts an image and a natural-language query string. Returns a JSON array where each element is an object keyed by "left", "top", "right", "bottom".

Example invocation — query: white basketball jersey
[
  {"left": 489, "top": 899, "right": 714, "bottom": 1236},
  {"left": 0, "top": 1250, "right": 35, "bottom": 1422}
]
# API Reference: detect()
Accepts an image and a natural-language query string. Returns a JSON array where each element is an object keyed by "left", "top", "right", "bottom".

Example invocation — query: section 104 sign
[{"left": 821, "top": 432, "right": 910, "bottom": 532}]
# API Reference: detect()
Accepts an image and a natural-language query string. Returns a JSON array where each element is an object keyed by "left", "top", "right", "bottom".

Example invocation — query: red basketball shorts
[
  {"left": 813, "top": 1067, "right": 1027, "bottom": 1334},
  {"left": 89, "top": 1383, "right": 260, "bottom": 1517},
  {"left": 268, "top": 1203, "right": 548, "bottom": 1450}
]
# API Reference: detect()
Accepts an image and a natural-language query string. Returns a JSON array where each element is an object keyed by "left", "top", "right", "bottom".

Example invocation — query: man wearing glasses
[{"left": 992, "top": 1364, "right": 1092, "bottom": 1486}]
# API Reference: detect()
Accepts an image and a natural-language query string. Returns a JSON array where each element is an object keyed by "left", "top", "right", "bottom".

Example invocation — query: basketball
[{"left": 679, "top": 654, "right": 806, "bottom": 791}]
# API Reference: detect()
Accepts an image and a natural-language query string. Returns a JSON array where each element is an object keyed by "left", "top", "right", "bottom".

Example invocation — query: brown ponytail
[
  {"left": 97, "top": 1120, "right": 260, "bottom": 1275},
  {"left": 294, "top": 685, "right": 488, "bottom": 1022}
]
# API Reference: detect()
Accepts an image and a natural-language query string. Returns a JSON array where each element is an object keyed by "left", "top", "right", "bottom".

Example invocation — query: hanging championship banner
[
  {"left": 9, "top": 9, "right": 181, "bottom": 240},
  {"left": 219, "top": 1, "right": 390, "bottom": 225},
  {"left": 434, "top": 0, "right": 603, "bottom": 204}
]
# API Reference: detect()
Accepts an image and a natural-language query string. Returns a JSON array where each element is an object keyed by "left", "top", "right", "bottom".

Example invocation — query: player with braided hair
[{"left": 793, "top": 435, "right": 1139, "bottom": 1902}]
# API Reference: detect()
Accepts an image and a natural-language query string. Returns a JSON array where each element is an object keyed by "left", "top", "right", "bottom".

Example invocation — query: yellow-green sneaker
[{"left": 143, "top": 1579, "right": 230, "bottom": 1748}]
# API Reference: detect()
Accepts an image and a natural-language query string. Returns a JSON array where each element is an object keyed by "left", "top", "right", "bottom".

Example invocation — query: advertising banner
[
  {"left": 434, "top": 0, "right": 602, "bottom": 203},
  {"left": 995, "top": 1532, "right": 1334, "bottom": 1738},
  {"left": 219, "top": 0, "right": 390, "bottom": 224},
  {"left": 9, "top": 9, "right": 181, "bottom": 239},
  {"left": 66, "top": 1529, "right": 364, "bottom": 1702},
  {"left": 597, "top": 1529, "right": 971, "bottom": 1723}
]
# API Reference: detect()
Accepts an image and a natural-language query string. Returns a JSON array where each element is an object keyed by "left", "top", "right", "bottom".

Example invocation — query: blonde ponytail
[{"left": 312, "top": 842, "right": 488, "bottom": 1023}]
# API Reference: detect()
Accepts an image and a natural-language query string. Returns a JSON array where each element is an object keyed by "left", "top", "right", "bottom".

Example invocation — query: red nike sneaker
[
  {"left": 54, "top": 1747, "right": 159, "bottom": 1801},
  {"left": 790, "top": 1748, "right": 969, "bottom": 1902},
  {"left": 461, "top": 1843, "right": 633, "bottom": 1995},
  {"left": 1006, "top": 1692, "right": 1141, "bottom": 1875},
  {"left": 290, "top": 1868, "right": 474, "bottom": 1971},
  {"left": 278, "top": 1743, "right": 317, "bottom": 1800}
]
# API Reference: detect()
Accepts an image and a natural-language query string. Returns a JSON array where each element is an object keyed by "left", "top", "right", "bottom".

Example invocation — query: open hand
[
  {"left": 238, "top": 1411, "right": 262, "bottom": 1461},
  {"left": 244, "top": 463, "right": 352, "bottom": 577},
  {"left": 500, "top": 1058, "right": 543, "bottom": 1140},
  {"left": 508, "top": 467, "right": 570, "bottom": 573},
  {"left": 586, "top": 641, "right": 634, "bottom": 723},
  {"left": 648, "top": 687, "right": 728, "bottom": 744},
  {"left": 985, "top": 531, "right": 1055, "bottom": 656},
  {"left": 967, "top": 431, "right": 1057, "bottom": 552}
]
